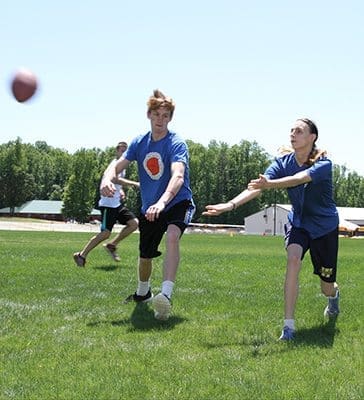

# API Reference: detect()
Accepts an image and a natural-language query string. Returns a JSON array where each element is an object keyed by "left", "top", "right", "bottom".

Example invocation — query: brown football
[{"left": 11, "top": 69, "right": 38, "bottom": 103}]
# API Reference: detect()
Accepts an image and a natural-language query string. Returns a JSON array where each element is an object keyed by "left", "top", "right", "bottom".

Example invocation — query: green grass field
[{"left": 0, "top": 231, "right": 363, "bottom": 400}]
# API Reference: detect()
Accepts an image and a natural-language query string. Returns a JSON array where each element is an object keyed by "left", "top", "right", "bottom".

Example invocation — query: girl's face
[
  {"left": 147, "top": 106, "right": 172, "bottom": 135},
  {"left": 290, "top": 120, "right": 316, "bottom": 150}
]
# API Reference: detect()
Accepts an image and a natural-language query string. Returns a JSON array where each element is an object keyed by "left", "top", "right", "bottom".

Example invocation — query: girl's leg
[{"left": 284, "top": 243, "right": 303, "bottom": 319}]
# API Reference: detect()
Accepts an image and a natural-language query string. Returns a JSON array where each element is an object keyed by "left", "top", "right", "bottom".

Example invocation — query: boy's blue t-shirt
[
  {"left": 125, "top": 131, "right": 193, "bottom": 214},
  {"left": 264, "top": 152, "right": 338, "bottom": 239}
]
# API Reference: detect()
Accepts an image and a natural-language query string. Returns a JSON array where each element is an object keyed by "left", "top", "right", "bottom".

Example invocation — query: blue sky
[{"left": 2, "top": 1, "right": 363, "bottom": 176}]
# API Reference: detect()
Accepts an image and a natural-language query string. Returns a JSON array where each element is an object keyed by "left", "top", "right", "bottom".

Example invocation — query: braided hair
[{"left": 297, "top": 118, "right": 326, "bottom": 166}]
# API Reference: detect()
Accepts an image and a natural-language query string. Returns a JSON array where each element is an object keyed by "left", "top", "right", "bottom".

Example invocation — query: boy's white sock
[
  {"left": 137, "top": 281, "right": 150, "bottom": 296},
  {"left": 161, "top": 280, "right": 174, "bottom": 299}
]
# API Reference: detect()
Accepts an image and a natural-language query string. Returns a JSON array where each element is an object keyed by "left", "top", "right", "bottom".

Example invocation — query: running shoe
[
  {"left": 279, "top": 326, "right": 295, "bottom": 341},
  {"left": 324, "top": 290, "right": 340, "bottom": 318},
  {"left": 124, "top": 290, "right": 153, "bottom": 304},
  {"left": 153, "top": 293, "right": 172, "bottom": 321},
  {"left": 103, "top": 243, "right": 121, "bottom": 262},
  {"left": 73, "top": 252, "right": 86, "bottom": 267}
]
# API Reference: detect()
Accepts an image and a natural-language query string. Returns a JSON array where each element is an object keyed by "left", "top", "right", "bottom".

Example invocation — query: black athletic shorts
[
  {"left": 138, "top": 199, "right": 195, "bottom": 259},
  {"left": 99, "top": 205, "right": 136, "bottom": 232},
  {"left": 284, "top": 222, "right": 339, "bottom": 282}
]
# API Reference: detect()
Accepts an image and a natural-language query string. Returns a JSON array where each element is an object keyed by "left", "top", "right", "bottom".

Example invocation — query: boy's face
[
  {"left": 147, "top": 106, "right": 172, "bottom": 135},
  {"left": 116, "top": 144, "right": 127, "bottom": 158}
]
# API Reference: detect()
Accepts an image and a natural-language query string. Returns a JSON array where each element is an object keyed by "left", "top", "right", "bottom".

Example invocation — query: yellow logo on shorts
[{"left": 320, "top": 267, "right": 333, "bottom": 278}]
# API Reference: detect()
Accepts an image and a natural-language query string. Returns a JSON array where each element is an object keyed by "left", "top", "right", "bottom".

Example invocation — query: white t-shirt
[{"left": 98, "top": 159, "right": 125, "bottom": 208}]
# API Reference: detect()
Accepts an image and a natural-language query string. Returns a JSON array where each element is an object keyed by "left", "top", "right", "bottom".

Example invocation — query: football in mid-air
[{"left": 11, "top": 68, "right": 38, "bottom": 103}]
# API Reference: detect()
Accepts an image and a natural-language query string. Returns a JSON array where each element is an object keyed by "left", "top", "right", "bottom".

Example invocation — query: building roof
[
  {"left": 336, "top": 207, "right": 364, "bottom": 221},
  {"left": 275, "top": 204, "right": 364, "bottom": 221},
  {"left": 246, "top": 204, "right": 292, "bottom": 218},
  {"left": 0, "top": 200, "right": 100, "bottom": 215},
  {"left": 246, "top": 204, "right": 364, "bottom": 225}
]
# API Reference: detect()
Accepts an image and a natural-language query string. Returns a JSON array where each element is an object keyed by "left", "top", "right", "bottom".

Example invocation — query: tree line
[{"left": 1, "top": 138, "right": 363, "bottom": 223}]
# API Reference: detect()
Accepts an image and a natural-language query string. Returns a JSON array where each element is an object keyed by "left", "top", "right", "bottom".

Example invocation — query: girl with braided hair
[{"left": 203, "top": 118, "right": 340, "bottom": 341}]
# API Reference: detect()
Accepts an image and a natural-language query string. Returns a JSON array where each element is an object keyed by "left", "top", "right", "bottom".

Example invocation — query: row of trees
[{"left": 1, "top": 138, "right": 363, "bottom": 223}]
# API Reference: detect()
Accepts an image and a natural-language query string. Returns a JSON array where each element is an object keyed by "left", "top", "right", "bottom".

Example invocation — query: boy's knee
[
  {"left": 166, "top": 228, "right": 180, "bottom": 245},
  {"left": 128, "top": 218, "right": 138, "bottom": 230},
  {"left": 100, "top": 230, "right": 111, "bottom": 239}
]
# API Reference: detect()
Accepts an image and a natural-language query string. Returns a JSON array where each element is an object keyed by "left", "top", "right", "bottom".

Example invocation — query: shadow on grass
[
  {"left": 94, "top": 264, "right": 119, "bottom": 272},
  {"left": 292, "top": 317, "right": 339, "bottom": 348},
  {"left": 202, "top": 333, "right": 285, "bottom": 356},
  {"left": 87, "top": 302, "right": 187, "bottom": 331},
  {"left": 200, "top": 318, "right": 339, "bottom": 354}
]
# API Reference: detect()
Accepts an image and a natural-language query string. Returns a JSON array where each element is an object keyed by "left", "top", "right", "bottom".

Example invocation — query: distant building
[
  {"left": 0, "top": 200, "right": 101, "bottom": 222},
  {"left": 244, "top": 204, "right": 364, "bottom": 236}
]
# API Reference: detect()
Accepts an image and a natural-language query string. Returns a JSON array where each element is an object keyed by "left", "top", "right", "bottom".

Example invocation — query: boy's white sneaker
[{"left": 153, "top": 293, "right": 172, "bottom": 320}]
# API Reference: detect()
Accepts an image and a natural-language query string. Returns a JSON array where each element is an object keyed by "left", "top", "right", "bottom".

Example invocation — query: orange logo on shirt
[
  {"left": 143, "top": 152, "right": 164, "bottom": 180},
  {"left": 146, "top": 157, "right": 160, "bottom": 175}
]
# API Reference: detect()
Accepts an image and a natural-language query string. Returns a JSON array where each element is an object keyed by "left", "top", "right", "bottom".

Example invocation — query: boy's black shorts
[
  {"left": 139, "top": 199, "right": 195, "bottom": 259},
  {"left": 99, "top": 205, "right": 136, "bottom": 232}
]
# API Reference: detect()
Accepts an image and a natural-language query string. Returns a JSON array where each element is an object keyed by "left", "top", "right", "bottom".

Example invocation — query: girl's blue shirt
[{"left": 264, "top": 152, "right": 338, "bottom": 238}]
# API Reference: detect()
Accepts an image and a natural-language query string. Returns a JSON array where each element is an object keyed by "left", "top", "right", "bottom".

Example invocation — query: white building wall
[
  {"left": 244, "top": 205, "right": 364, "bottom": 236},
  {"left": 244, "top": 205, "right": 290, "bottom": 236}
]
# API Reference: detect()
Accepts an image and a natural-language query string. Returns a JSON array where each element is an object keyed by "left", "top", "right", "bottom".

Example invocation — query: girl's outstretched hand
[
  {"left": 248, "top": 174, "right": 268, "bottom": 190},
  {"left": 202, "top": 203, "right": 231, "bottom": 217}
]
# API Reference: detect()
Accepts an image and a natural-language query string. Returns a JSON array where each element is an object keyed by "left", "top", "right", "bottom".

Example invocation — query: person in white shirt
[{"left": 73, "top": 141, "right": 139, "bottom": 267}]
